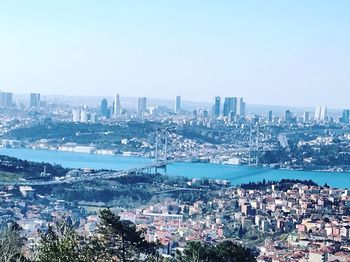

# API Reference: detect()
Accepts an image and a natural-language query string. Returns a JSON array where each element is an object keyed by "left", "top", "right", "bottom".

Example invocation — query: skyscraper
[
  {"left": 315, "top": 106, "right": 327, "bottom": 122},
  {"left": 175, "top": 95, "right": 181, "bottom": 113},
  {"left": 80, "top": 109, "right": 88, "bottom": 123},
  {"left": 101, "top": 99, "right": 108, "bottom": 118},
  {"left": 30, "top": 93, "right": 41, "bottom": 108},
  {"left": 72, "top": 108, "right": 80, "bottom": 123},
  {"left": 0, "top": 92, "right": 13, "bottom": 108},
  {"left": 137, "top": 97, "right": 147, "bottom": 116},
  {"left": 267, "top": 110, "right": 273, "bottom": 123},
  {"left": 223, "top": 97, "right": 237, "bottom": 117},
  {"left": 314, "top": 106, "right": 321, "bottom": 122},
  {"left": 320, "top": 107, "right": 327, "bottom": 122},
  {"left": 90, "top": 113, "right": 97, "bottom": 124},
  {"left": 213, "top": 96, "right": 221, "bottom": 117},
  {"left": 237, "top": 97, "right": 245, "bottom": 118},
  {"left": 341, "top": 109, "right": 350, "bottom": 124},
  {"left": 284, "top": 110, "right": 292, "bottom": 123},
  {"left": 304, "top": 111, "right": 310, "bottom": 123},
  {"left": 114, "top": 94, "right": 121, "bottom": 116}
]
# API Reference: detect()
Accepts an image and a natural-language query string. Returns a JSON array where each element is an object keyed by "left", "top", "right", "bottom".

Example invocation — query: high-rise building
[
  {"left": 223, "top": 97, "right": 237, "bottom": 117},
  {"left": 320, "top": 107, "right": 327, "bottom": 122},
  {"left": 80, "top": 109, "right": 88, "bottom": 123},
  {"left": 341, "top": 109, "right": 350, "bottom": 124},
  {"left": 137, "top": 97, "right": 147, "bottom": 116},
  {"left": 315, "top": 106, "right": 327, "bottom": 122},
  {"left": 72, "top": 108, "right": 80, "bottom": 123},
  {"left": 175, "top": 95, "right": 181, "bottom": 113},
  {"left": 314, "top": 106, "right": 321, "bottom": 121},
  {"left": 228, "top": 111, "right": 236, "bottom": 122},
  {"left": 267, "top": 111, "right": 273, "bottom": 123},
  {"left": 304, "top": 111, "right": 310, "bottom": 123},
  {"left": 30, "top": 93, "right": 41, "bottom": 108},
  {"left": 213, "top": 96, "right": 221, "bottom": 117},
  {"left": 237, "top": 97, "right": 245, "bottom": 118},
  {"left": 114, "top": 94, "right": 121, "bottom": 116},
  {"left": 101, "top": 99, "right": 108, "bottom": 118},
  {"left": 0, "top": 92, "right": 13, "bottom": 108},
  {"left": 284, "top": 110, "right": 292, "bottom": 123},
  {"left": 90, "top": 113, "right": 97, "bottom": 124},
  {"left": 223, "top": 98, "right": 230, "bottom": 116}
]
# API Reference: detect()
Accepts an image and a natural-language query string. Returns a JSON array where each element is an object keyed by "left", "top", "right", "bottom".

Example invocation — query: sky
[{"left": 0, "top": 1, "right": 349, "bottom": 108}]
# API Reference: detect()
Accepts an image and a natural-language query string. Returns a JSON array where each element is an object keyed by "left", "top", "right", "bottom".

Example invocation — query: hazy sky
[{"left": 0, "top": 1, "right": 349, "bottom": 108}]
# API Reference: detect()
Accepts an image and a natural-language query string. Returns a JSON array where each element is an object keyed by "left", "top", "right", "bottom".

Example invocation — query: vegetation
[
  {"left": 0, "top": 171, "right": 23, "bottom": 183},
  {"left": 33, "top": 173, "right": 207, "bottom": 208},
  {"left": 0, "top": 155, "right": 68, "bottom": 179},
  {"left": 240, "top": 178, "right": 318, "bottom": 191},
  {"left": 94, "top": 209, "right": 159, "bottom": 261},
  {"left": 36, "top": 223, "right": 92, "bottom": 262},
  {"left": 6, "top": 122, "right": 162, "bottom": 150},
  {"left": 0, "top": 223, "right": 28, "bottom": 262},
  {"left": 175, "top": 241, "right": 256, "bottom": 262},
  {"left": 0, "top": 209, "right": 256, "bottom": 262}
]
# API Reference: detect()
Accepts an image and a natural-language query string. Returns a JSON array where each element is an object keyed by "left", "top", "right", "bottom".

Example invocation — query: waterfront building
[
  {"left": 137, "top": 97, "right": 147, "bottom": 116},
  {"left": 30, "top": 93, "right": 41, "bottom": 108},
  {"left": 175, "top": 95, "right": 181, "bottom": 114}
]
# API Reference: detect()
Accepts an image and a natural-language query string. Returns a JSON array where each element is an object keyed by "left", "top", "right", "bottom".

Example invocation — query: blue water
[
  {"left": 0, "top": 148, "right": 152, "bottom": 170},
  {"left": 1, "top": 148, "right": 350, "bottom": 188}
]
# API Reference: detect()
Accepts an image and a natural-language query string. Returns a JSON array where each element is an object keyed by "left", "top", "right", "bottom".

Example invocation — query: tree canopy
[{"left": 0, "top": 209, "right": 256, "bottom": 262}]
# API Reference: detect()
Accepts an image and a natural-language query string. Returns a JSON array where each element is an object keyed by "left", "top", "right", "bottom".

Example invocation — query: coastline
[{"left": 1, "top": 145, "right": 350, "bottom": 174}]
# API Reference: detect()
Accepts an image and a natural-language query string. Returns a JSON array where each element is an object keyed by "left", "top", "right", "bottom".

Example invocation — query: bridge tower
[
  {"left": 154, "top": 127, "right": 169, "bottom": 173},
  {"left": 256, "top": 125, "right": 259, "bottom": 166},
  {"left": 155, "top": 130, "right": 160, "bottom": 163},
  {"left": 248, "top": 125, "right": 260, "bottom": 166},
  {"left": 249, "top": 125, "right": 252, "bottom": 166}
]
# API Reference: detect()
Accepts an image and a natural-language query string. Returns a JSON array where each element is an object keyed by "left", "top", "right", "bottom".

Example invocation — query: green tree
[
  {"left": 0, "top": 223, "right": 27, "bottom": 262},
  {"left": 95, "top": 208, "right": 158, "bottom": 261},
  {"left": 175, "top": 241, "right": 256, "bottom": 262},
  {"left": 36, "top": 222, "right": 93, "bottom": 262}
]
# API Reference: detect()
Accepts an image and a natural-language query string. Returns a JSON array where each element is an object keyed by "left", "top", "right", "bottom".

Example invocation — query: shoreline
[{"left": 1, "top": 146, "right": 350, "bottom": 175}]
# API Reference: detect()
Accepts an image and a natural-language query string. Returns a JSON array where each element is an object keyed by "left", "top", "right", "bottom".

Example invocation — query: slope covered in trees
[{"left": 0, "top": 209, "right": 256, "bottom": 262}]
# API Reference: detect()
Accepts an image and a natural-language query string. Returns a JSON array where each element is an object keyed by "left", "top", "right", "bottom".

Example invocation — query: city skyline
[
  {"left": 2, "top": 91, "right": 348, "bottom": 112},
  {"left": 1, "top": 2, "right": 350, "bottom": 261},
  {"left": 0, "top": 1, "right": 349, "bottom": 108}
]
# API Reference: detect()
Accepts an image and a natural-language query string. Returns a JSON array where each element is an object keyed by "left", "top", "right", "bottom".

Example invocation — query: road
[{"left": 0, "top": 162, "right": 167, "bottom": 186}]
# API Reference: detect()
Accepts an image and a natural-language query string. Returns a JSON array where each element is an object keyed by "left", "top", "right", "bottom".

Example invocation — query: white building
[
  {"left": 314, "top": 106, "right": 327, "bottom": 122},
  {"left": 72, "top": 108, "right": 80, "bottom": 123},
  {"left": 80, "top": 109, "right": 88, "bottom": 123}
]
